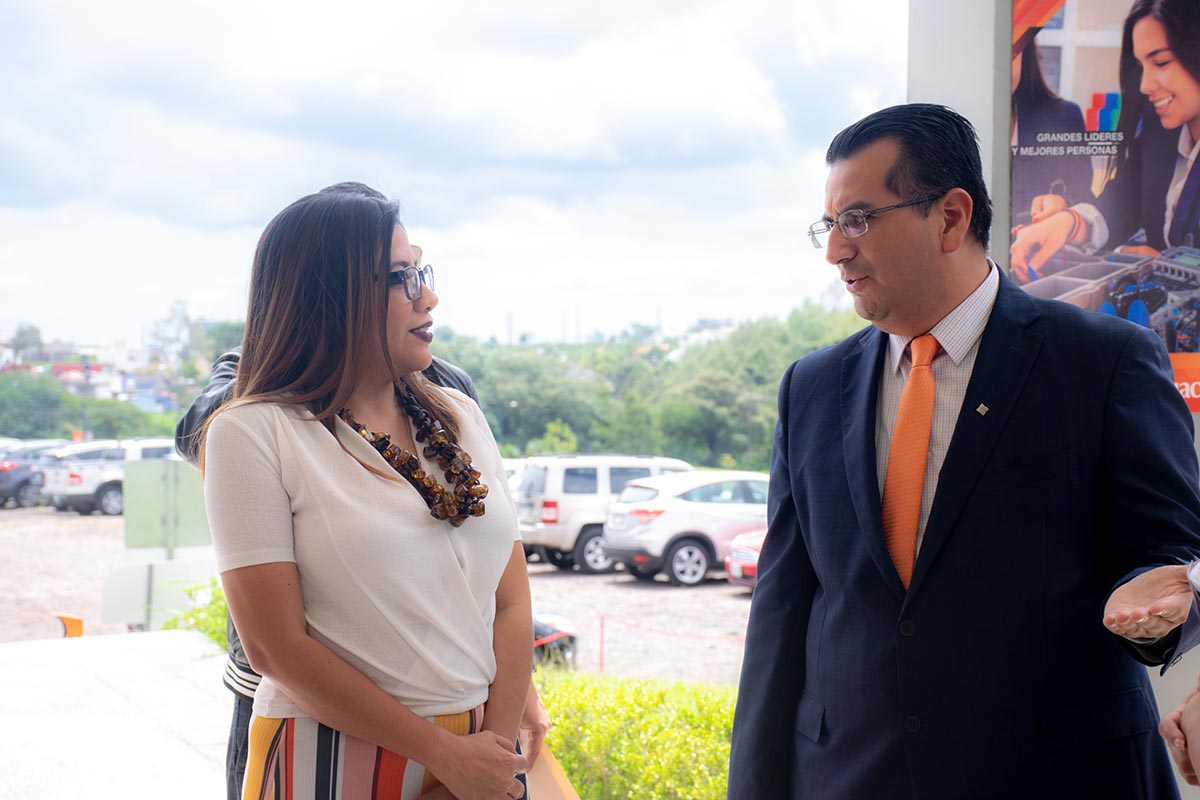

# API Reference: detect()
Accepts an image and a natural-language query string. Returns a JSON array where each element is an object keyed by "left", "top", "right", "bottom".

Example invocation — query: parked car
[
  {"left": 38, "top": 437, "right": 177, "bottom": 515},
  {"left": 724, "top": 527, "right": 766, "bottom": 589},
  {"left": 502, "top": 457, "right": 526, "bottom": 493},
  {"left": 516, "top": 454, "right": 693, "bottom": 573},
  {"left": 32, "top": 440, "right": 119, "bottom": 511},
  {"left": 0, "top": 439, "right": 68, "bottom": 508},
  {"left": 602, "top": 470, "right": 769, "bottom": 586}
]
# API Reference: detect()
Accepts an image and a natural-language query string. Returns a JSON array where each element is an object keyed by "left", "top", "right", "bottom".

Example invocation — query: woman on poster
[{"left": 1011, "top": 0, "right": 1200, "bottom": 281}]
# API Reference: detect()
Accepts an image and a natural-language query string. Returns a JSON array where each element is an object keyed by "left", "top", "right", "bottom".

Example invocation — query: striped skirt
[{"left": 241, "top": 706, "right": 485, "bottom": 800}]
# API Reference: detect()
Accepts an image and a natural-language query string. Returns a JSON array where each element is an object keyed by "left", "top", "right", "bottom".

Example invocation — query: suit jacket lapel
[
  {"left": 840, "top": 326, "right": 906, "bottom": 597},
  {"left": 908, "top": 277, "right": 1044, "bottom": 594}
]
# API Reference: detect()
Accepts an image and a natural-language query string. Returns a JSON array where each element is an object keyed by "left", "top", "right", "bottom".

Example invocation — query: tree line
[
  {"left": 436, "top": 302, "right": 864, "bottom": 470},
  {"left": 2, "top": 302, "right": 864, "bottom": 467}
]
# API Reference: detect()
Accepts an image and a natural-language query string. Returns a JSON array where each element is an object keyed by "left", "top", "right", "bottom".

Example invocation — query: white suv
[
  {"left": 39, "top": 437, "right": 177, "bottom": 515},
  {"left": 602, "top": 470, "right": 769, "bottom": 585},
  {"left": 516, "top": 455, "right": 692, "bottom": 573}
]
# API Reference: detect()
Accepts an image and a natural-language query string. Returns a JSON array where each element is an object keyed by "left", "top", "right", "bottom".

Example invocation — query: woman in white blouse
[{"left": 201, "top": 182, "right": 532, "bottom": 800}]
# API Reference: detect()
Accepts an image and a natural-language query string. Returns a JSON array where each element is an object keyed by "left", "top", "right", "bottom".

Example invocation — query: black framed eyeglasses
[
  {"left": 387, "top": 264, "right": 435, "bottom": 301},
  {"left": 808, "top": 193, "right": 945, "bottom": 248}
]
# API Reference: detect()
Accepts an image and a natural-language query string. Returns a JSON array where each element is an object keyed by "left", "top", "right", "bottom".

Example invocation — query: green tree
[
  {"left": 0, "top": 373, "right": 71, "bottom": 437},
  {"left": 199, "top": 320, "right": 245, "bottom": 363},
  {"left": 526, "top": 419, "right": 578, "bottom": 455}
]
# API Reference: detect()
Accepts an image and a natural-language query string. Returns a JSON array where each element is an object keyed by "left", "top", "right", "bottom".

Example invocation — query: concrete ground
[{"left": 1, "top": 630, "right": 228, "bottom": 799}]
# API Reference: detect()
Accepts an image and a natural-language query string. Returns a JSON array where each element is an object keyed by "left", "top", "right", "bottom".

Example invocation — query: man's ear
[{"left": 939, "top": 188, "right": 973, "bottom": 253}]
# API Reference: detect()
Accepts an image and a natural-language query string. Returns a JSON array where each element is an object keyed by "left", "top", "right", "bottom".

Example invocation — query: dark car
[{"left": 0, "top": 440, "right": 68, "bottom": 508}]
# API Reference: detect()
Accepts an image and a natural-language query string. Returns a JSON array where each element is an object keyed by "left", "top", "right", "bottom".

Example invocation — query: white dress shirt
[{"left": 875, "top": 264, "right": 1000, "bottom": 553}]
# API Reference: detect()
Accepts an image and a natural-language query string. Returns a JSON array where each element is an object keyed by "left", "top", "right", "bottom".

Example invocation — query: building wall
[{"left": 907, "top": 0, "right": 1011, "bottom": 268}]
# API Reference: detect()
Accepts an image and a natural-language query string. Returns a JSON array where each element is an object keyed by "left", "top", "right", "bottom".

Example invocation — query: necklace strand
[{"left": 339, "top": 387, "right": 487, "bottom": 527}]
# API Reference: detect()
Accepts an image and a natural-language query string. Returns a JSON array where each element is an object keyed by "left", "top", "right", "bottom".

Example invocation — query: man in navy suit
[{"left": 728, "top": 104, "right": 1200, "bottom": 799}]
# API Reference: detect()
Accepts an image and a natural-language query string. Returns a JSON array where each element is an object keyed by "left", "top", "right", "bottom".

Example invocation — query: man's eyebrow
[{"left": 825, "top": 199, "right": 874, "bottom": 219}]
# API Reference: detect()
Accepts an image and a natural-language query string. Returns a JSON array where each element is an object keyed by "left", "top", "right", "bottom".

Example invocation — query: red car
[{"left": 724, "top": 527, "right": 766, "bottom": 588}]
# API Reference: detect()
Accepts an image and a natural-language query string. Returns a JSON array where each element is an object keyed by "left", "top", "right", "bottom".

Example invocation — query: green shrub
[
  {"left": 535, "top": 669, "right": 734, "bottom": 800},
  {"left": 160, "top": 578, "right": 228, "bottom": 651}
]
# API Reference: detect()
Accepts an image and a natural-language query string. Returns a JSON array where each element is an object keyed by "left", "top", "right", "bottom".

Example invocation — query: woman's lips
[{"left": 410, "top": 325, "right": 433, "bottom": 343}]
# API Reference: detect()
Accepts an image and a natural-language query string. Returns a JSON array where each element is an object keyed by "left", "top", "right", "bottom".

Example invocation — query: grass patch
[{"left": 536, "top": 669, "right": 734, "bottom": 800}]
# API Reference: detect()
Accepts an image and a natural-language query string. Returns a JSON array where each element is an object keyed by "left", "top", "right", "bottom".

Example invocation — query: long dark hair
[
  {"left": 199, "top": 182, "right": 460, "bottom": 471},
  {"left": 1013, "top": 33, "right": 1061, "bottom": 109},
  {"left": 1112, "top": 0, "right": 1200, "bottom": 176}
]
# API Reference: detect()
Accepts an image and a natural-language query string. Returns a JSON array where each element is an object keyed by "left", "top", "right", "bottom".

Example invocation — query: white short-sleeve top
[{"left": 202, "top": 389, "right": 520, "bottom": 719}]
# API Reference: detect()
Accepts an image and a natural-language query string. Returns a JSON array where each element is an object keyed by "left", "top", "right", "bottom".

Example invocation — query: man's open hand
[{"left": 1104, "top": 565, "right": 1193, "bottom": 640}]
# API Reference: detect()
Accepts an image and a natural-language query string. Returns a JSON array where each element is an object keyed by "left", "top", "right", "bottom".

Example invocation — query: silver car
[{"left": 602, "top": 470, "right": 768, "bottom": 586}]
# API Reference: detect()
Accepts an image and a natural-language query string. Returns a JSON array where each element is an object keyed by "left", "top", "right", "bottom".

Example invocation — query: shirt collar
[
  {"left": 1179, "top": 126, "right": 1200, "bottom": 161},
  {"left": 886, "top": 262, "right": 1000, "bottom": 373}
]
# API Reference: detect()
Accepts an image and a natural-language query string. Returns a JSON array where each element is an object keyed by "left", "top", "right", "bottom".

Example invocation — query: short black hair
[{"left": 826, "top": 103, "right": 992, "bottom": 249}]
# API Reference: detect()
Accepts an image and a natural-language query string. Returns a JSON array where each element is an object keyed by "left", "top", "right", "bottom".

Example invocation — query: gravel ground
[
  {"left": 0, "top": 506, "right": 752, "bottom": 685},
  {"left": 0, "top": 507, "right": 128, "bottom": 642}
]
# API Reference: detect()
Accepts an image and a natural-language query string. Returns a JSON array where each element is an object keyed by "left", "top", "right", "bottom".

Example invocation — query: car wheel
[
  {"left": 97, "top": 485, "right": 124, "bottom": 516},
  {"left": 665, "top": 539, "right": 710, "bottom": 586},
  {"left": 573, "top": 527, "right": 613, "bottom": 574},
  {"left": 15, "top": 483, "right": 40, "bottom": 508},
  {"left": 543, "top": 549, "right": 575, "bottom": 571},
  {"left": 627, "top": 563, "right": 658, "bottom": 581}
]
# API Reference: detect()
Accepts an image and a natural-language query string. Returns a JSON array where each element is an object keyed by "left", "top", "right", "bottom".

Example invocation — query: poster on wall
[{"left": 1008, "top": 0, "right": 1200, "bottom": 408}]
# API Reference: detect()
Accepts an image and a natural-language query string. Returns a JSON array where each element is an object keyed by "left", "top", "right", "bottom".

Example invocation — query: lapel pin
[{"left": 976, "top": 404, "right": 989, "bottom": 416}]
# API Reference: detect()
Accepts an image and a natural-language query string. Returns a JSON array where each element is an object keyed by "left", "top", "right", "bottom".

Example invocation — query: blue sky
[{"left": 0, "top": 0, "right": 907, "bottom": 348}]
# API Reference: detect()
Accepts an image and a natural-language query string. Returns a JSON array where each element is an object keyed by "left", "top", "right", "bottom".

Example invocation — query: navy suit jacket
[{"left": 729, "top": 277, "right": 1200, "bottom": 799}]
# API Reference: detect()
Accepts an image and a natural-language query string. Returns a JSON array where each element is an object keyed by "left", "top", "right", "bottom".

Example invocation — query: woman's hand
[
  {"left": 429, "top": 727, "right": 528, "bottom": 800},
  {"left": 519, "top": 682, "right": 552, "bottom": 765},
  {"left": 1030, "top": 193, "right": 1069, "bottom": 222},
  {"left": 1010, "top": 211, "right": 1079, "bottom": 283}
]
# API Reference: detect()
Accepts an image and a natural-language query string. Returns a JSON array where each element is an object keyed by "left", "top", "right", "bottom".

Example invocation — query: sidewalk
[{"left": 1, "top": 630, "right": 228, "bottom": 799}]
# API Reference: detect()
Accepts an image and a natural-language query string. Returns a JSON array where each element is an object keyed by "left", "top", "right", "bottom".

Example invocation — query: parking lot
[{"left": 0, "top": 506, "right": 752, "bottom": 685}]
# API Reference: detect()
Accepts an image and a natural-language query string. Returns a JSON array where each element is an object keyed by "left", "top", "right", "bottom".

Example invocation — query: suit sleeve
[
  {"left": 175, "top": 348, "right": 240, "bottom": 465},
  {"left": 728, "top": 361, "right": 818, "bottom": 798},
  {"left": 1101, "top": 326, "right": 1200, "bottom": 667}
]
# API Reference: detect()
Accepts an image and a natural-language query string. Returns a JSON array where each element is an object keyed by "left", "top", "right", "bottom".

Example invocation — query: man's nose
[{"left": 825, "top": 224, "right": 855, "bottom": 266}]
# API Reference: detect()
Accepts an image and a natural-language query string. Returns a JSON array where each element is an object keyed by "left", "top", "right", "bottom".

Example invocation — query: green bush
[
  {"left": 160, "top": 578, "right": 228, "bottom": 650},
  {"left": 535, "top": 669, "right": 734, "bottom": 800}
]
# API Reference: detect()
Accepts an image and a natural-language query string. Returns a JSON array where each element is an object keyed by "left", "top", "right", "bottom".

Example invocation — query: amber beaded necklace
[{"left": 338, "top": 387, "right": 488, "bottom": 527}]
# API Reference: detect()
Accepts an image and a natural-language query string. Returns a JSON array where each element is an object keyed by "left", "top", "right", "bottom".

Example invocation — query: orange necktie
[{"left": 881, "top": 334, "right": 939, "bottom": 589}]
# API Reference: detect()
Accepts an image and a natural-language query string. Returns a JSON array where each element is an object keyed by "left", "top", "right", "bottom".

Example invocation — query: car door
[{"left": 678, "top": 480, "right": 769, "bottom": 560}]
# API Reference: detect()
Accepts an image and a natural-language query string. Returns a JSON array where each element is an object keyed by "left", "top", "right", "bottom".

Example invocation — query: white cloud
[{"left": 0, "top": 0, "right": 908, "bottom": 347}]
